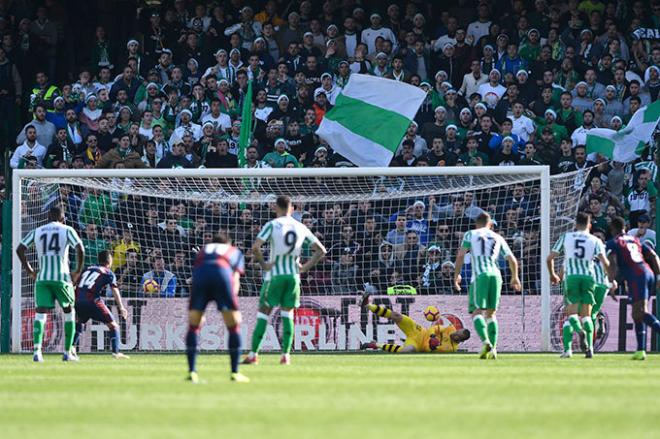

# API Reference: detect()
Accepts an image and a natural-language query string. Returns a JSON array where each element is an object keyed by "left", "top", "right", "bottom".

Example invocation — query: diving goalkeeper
[{"left": 359, "top": 293, "right": 470, "bottom": 353}]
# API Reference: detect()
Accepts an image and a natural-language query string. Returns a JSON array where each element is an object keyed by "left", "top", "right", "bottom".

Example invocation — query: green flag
[
  {"left": 238, "top": 80, "right": 253, "bottom": 167},
  {"left": 586, "top": 100, "right": 660, "bottom": 162}
]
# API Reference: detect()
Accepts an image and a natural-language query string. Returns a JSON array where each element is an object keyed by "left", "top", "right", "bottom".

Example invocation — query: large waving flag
[
  {"left": 587, "top": 100, "right": 660, "bottom": 163},
  {"left": 316, "top": 74, "right": 427, "bottom": 167}
]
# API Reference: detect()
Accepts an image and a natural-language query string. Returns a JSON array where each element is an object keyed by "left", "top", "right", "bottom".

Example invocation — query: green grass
[{"left": 0, "top": 353, "right": 659, "bottom": 438}]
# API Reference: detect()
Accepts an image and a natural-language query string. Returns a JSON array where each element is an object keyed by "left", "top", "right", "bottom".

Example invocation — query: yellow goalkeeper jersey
[{"left": 399, "top": 315, "right": 459, "bottom": 353}]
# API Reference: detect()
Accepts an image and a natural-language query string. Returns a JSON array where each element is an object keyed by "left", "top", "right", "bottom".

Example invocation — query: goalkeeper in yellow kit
[{"left": 359, "top": 293, "right": 471, "bottom": 353}]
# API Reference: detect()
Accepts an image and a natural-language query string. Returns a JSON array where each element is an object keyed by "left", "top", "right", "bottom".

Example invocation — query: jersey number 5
[{"left": 574, "top": 238, "right": 586, "bottom": 259}]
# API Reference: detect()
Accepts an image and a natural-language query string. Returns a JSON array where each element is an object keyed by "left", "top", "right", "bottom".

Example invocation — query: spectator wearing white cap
[
  {"left": 203, "top": 49, "right": 237, "bottom": 84},
  {"left": 314, "top": 72, "right": 341, "bottom": 105},
  {"left": 169, "top": 109, "right": 202, "bottom": 145},
  {"left": 79, "top": 94, "right": 103, "bottom": 134},
  {"left": 370, "top": 51, "right": 391, "bottom": 77},
  {"left": 262, "top": 138, "right": 300, "bottom": 168},
  {"left": 571, "top": 81, "right": 594, "bottom": 113},
  {"left": 406, "top": 200, "right": 431, "bottom": 245},
  {"left": 602, "top": 85, "right": 624, "bottom": 121},
  {"left": 435, "top": 43, "right": 463, "bottom": 89},
  {"left": 361, "top": 12, "right": 397, "bottom": 55},
  {"left": 421, "top": 106, "right": 449, "bottom": 147},
  {"left": 534, "top": 109, "right": 568, "bottom": 144},
  {"left": 300, "top": 31, "right": 324, "bottom": 61},
  {"left": 459, "top": 59, "right": 488, "bottom": 97},
  {"left": 396, "top": 122, "right": 428, "bottom": 158}
]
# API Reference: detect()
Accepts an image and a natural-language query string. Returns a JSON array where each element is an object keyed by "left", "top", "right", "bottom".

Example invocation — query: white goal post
[{"left": 12, "top": 166, "right": 574, "bottom": 353}]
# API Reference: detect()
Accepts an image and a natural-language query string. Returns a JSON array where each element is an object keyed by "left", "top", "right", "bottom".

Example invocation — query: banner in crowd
[
  {"left": 27, "top": 295, "right": 657, "bottom": 353},
  {"left": 316, "top": 74, "right": 426, "bottom": 167},
  {"left": 587, "top": 100, "right": 660, "bottom": 163}
]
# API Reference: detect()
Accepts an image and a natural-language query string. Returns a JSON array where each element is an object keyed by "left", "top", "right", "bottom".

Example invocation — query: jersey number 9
[{"left": 284, "top": 230, "right": 297, "bottom": 254}]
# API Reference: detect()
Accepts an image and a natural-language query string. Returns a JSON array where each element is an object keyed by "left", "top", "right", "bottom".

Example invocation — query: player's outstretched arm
[
  {"left": 506, "top": 254, "right": 522, "bottom": 292},
  {"left": 111, "top": 287, "right": 128, "bottom": 320},
  {"left": 16, "top": 244, "right": 36, "bottom": 280},
  {"left": 546, "top": 251, "right": 561, "bottom": 285},
  {"left": 300, "top": 241, "right": 327, "bottom": 273},
  {"left": 453, "top": 247, "right": 467, "bottom": 291}
]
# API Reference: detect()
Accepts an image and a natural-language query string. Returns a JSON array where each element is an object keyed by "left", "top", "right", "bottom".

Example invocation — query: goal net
[{"left": 11, "top": 167, "right": 583, "bottom": 353}]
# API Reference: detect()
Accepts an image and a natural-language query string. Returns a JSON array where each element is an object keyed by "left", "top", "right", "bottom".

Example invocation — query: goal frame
[{"left": 11, "top": 166, "right": 552, "bottom": 353}]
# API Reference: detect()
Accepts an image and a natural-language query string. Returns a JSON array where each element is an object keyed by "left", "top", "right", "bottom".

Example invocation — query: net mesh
[{"left": 15, "top": 168, "right": 586, "bottom": 353}]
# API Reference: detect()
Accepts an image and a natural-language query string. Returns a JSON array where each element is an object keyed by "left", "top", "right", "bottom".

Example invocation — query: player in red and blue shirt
[
  {"left": 606, "top": 217, "right": 660, "bottom": 360},
  {"left": 73, "top": 250, "right": 129, "bottom": 359},
  {"left": 186, "top": 232, "right": 248, "bottom": 383}
]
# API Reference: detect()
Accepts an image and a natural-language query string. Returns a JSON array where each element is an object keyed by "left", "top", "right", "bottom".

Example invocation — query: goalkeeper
[{"left": 359, "top": 293, "right": 470, "bottom": 353}]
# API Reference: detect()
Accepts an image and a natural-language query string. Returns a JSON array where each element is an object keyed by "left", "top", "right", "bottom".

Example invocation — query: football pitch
[{"left": 1, "top": 353, "right": 659, "bottom": 438}]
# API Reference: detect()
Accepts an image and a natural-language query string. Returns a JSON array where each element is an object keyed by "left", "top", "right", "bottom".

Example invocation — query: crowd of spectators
[{"left": 1, "top": 0, "right": 660, "bottom": 298}]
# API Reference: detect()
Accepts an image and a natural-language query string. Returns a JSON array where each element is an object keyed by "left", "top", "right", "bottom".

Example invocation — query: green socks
[
  {"left": 63, "top": 311, "right": 75, "bottom": 352},
  {"left": 487, "top": 317, "right": 498, "bottom": 348},
  {"left": 33, "top": 313, "right": 46, "bottom": 352},
  {"left": 562, "top": 322, "right": 574, "bottom": 352},
  {"left": 582, "top": 316, "right": 594, "bottom": 350},
  {"left": 281, "top": 310, "right": 294, "bottom": 354},
  {"left": 250, "top": 313, "right": 269, "bottom": 353},
  {"left": 568, "top": 314, "right": 583, "bottom": 333},
  {"left": 473, "top": 315, "right": 490, "bottom": 345},
  {"left": 563, "top": 315, "right": 587, "bottom": 352}
]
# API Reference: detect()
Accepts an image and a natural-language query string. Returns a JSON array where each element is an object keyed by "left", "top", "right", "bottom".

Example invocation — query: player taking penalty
[
  {"left": 606, "top": 217, "right": 660, "bottom": 360},
  {"left": 16, "top": 206, "right": 84, "bottom": 362},
  {"left": 72, "top": 250, "right": 129, "bottom": 359},
  {"left": 359, "top": 293, "right": 470, "bottom": 353},
  {"left": 547, "top": 212, "right": 613, "bottom": 359},
  {"left": 244, "top": 195, "right": 327, "bottom": 366},
  {"left": 186, "top": 232, "right": 248, "bottom": 383},
  {"left": 453, "top": 212, "right": 521, "bottom": 359}
]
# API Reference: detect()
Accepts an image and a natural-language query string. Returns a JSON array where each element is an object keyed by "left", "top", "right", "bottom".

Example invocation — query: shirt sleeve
[
  {"left": 552, "top": 234, "right": 565, "bottom": 253},
  {"left": 303, "top": 224, "right": 320, "bottom": 247},
  {"left": 461, "top": 231, "right": 471, "bottom": 249},
  {"left": 20, "top": 230, "right": 36, "bottom": 247},
  {"left": 67, "top": 227, "right": 83, "bottom": 248},
  {"left": 499, "top": 236, "right": 513, "bottom": 258},
  {"left": 256, "top": 221, "right": 273, "bottom": 241},
  {"left": 594, "top": 239, "right": 605, "bottom": 257}
]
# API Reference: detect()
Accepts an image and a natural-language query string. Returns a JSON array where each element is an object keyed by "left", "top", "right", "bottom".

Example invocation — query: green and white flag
[
  {"left": 587, "top": 100, "right": 660, "bottom": 163},
  {"left": 316, "top": 74, "right": 426, "bottom": 167}
]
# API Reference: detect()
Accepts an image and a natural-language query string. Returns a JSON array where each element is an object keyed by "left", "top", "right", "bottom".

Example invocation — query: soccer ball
[
  {"left": 143, "top": 279, "right": 160, "bottom": 294},
  {"left": 423, "top": 305, "right": 440, "bottom": 322}
]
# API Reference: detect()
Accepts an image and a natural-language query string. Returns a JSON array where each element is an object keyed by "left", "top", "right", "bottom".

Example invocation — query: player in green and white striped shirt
[
  {"left": 547, "top": 212, "right": 613, "bottom": 359},
  {"left": 16, "top": 206, "right": 85, "bottom": 362},
  {"left": 244, "top": 195, "right": 327, "bottom": 365},
  {"left": 453, "top": 212, "right": 521, "bottom": 360}
]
